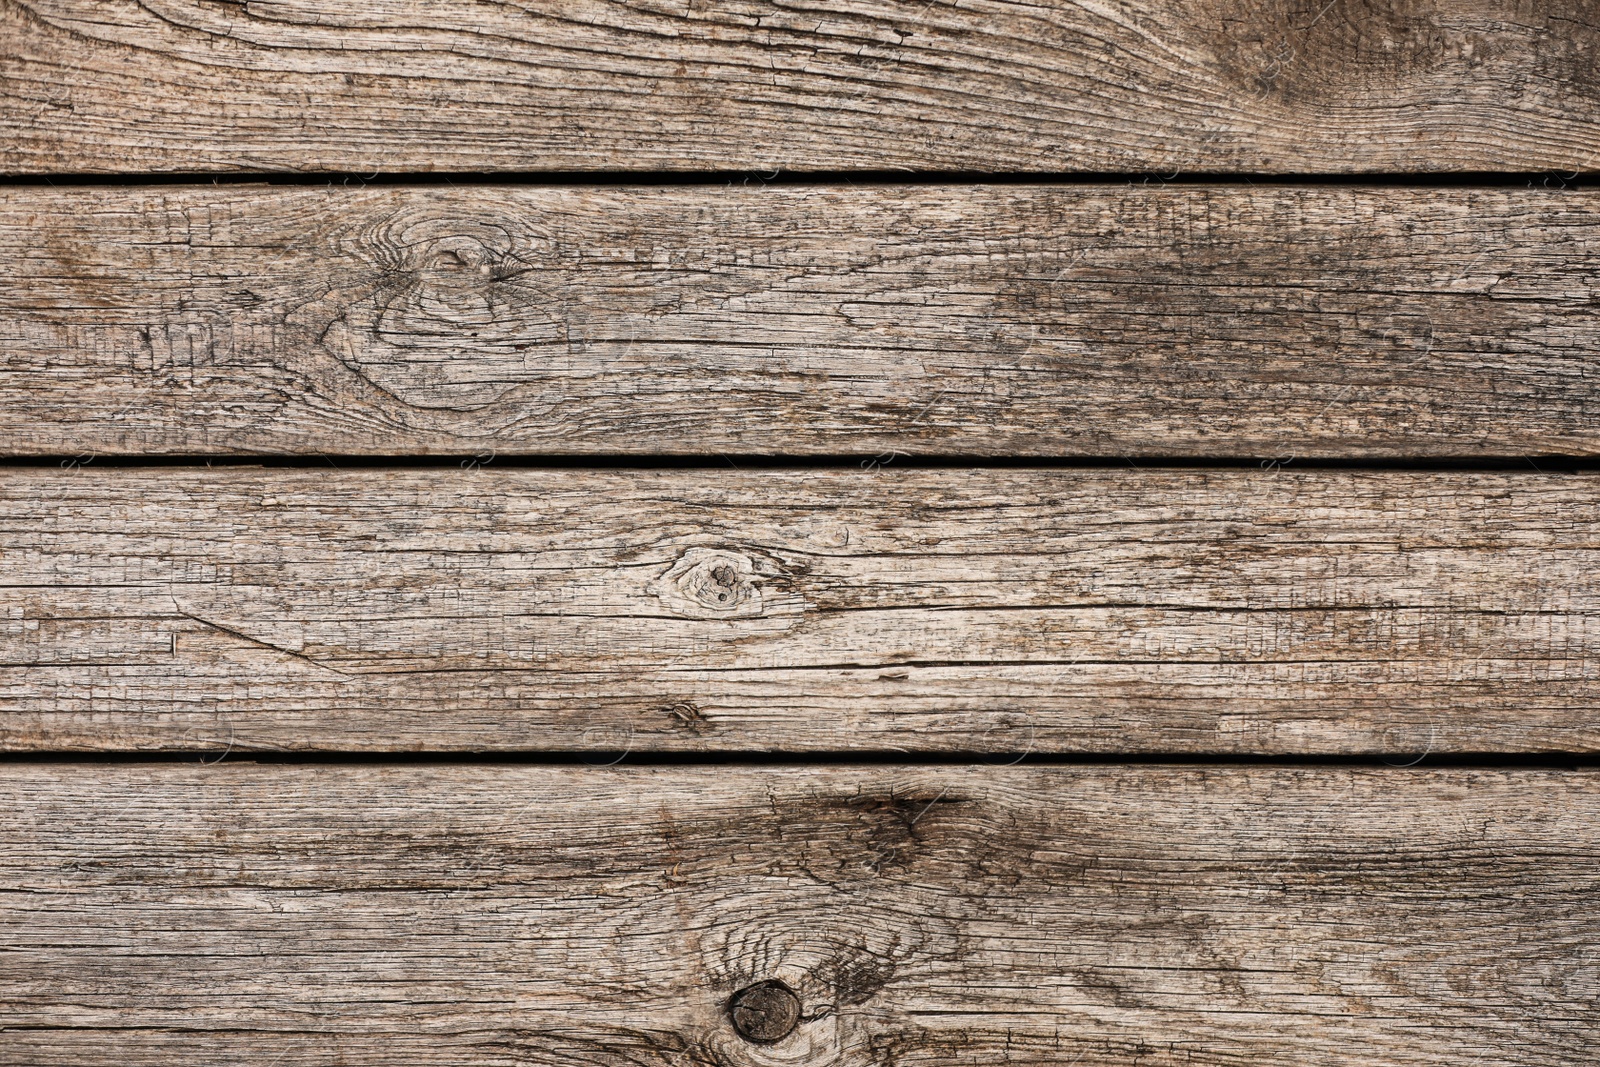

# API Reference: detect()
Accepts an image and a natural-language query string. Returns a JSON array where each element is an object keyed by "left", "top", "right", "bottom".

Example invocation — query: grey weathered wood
[
  {"left": 4, "top": 466, "right": 1598, "bottom": 753},
  {"left": 4, "top": 0, "right": 1599, "bottom": 174},
  {"left": 3, "top": 183, "right": 1600, "bottom": 457},
  {"left": 1, "top": 763, "right": 1595, "bottom": 1064}
]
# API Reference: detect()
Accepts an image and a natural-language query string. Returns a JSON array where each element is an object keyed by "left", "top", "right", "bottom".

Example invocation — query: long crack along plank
[
  {"left": 3, "top": 183, "right": 1600, "bottom": 457},
  {"left": 1, "top": 763, "right": 1594, "bottom": 1065},
  {"left": 3, "top": 0, "right": 1598, "bottom": 173},
  {"left": 4, "top": 466, "right": 1598, "bottom": 753}
]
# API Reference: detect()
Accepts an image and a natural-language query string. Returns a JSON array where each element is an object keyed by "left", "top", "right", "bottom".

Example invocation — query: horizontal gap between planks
[
  {"left": 0, "top": 169, "right": 1593, "bottom": 190},
  {"left": 0, "top": 751, "right": 1593, "bottom": 769},
  {"left": 6, "top": 455, "right": 1597, "bottom": 473}
]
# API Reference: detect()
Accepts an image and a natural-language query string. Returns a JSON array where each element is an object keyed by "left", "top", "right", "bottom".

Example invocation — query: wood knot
[
  {"left": 728, "top": 980, "right": 800, "bottom": 1044},
  {"left": 649, "top": 547, "right": 778, "bottom": 620},
  {"left": 315, "top": 202, "right": 561, "bottom": 409},
  {"left": 665, "top": 700, "right": 709, "bottom": 730}
]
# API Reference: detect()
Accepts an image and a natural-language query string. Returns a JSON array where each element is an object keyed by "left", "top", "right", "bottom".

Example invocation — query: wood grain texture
[
  {"left": 4, "top": 466, "right": 1598, "bottom": 753},
  {"left": 5, "top": 182, "right": 1600, "bottom": 457},
  {"left": 1, "top": 762, "right": 1595, "bottom": 1064},
  {"left": 4, "top": 0, "right": 1599, "bottom": 174}
]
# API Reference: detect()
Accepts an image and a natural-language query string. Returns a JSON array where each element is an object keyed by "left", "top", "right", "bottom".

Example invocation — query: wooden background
[{"left": 1, "top": 1, "right": 1597, "bottom": 1062}]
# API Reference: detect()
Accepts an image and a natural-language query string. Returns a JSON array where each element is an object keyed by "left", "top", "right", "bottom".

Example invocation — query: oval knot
[{"left": 650, "top": 547, "right": 774, "bottom": 620}]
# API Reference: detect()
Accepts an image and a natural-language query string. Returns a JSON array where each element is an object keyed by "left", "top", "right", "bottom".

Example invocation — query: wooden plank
[
  {"left": 1, "top": 762, "right": 1594, "bottom": 1063},
  {"left": 3, "top": 0, "right": 1598, "bottom": 174},
  {"left": 4, "top": 466, "right": 1598, "bottom": 753},
  {"left": 4, "top": 183, "right": 1600, "bottom": 457}
]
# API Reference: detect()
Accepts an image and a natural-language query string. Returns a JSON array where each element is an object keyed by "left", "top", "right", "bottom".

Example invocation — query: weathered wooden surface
[
  {"left": 4, "top": 183, "right": 1600, "bottom": 457},
  {"left": 1, "top": 763, "right": 1595, "bottom": 1064},
  {"left": 4, "top": 0, "right": 1599, "bottom": 174},
  {"left": 4, "top": 466, "right": 1597, "bottom": 753}
]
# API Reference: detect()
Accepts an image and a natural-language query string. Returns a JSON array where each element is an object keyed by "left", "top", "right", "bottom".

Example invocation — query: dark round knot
[{"left": 728, "top": 979, "right": 801, "bottom": 1043}]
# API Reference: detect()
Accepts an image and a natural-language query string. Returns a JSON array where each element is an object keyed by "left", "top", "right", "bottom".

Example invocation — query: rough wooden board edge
[
  {"left": 0, "top": 762, "right": 1595, "bottom": 1065},
  {"left": 4, "top": 0, "right": 1600, "bottom": 174},
  {"left": 2, "top": 466, "right": 1596, "bottom": 753},
  {"left": 2, "top": 182, "right": 1599, "bottom": 456}
]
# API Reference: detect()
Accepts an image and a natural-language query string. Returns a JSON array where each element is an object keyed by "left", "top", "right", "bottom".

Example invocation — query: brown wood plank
[
  {"left": 3, "top": 0, "right": 1598, "bottom": 174},
  {"left": 1, "top": 762, "right": 1594, "bottom": 1063},
  {"left": 3, "top": 183, "right": 1600, "bottom": 457},
  {"left": 4, "top": 466, "right": 1597, "bottom": 753}
]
